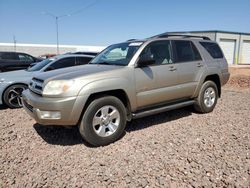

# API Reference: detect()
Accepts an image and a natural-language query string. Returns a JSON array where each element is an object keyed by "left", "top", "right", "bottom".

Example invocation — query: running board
[{"left": 132, "top": 100, "right": 195, "bottom": 119}]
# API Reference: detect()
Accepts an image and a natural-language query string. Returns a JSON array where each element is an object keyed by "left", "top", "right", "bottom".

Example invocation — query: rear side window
[
  {"left": 0, "top": 53, "right": 18, "bottom": 60},
  {"left": 173, "top": 41, "right": 202, "bottom": 63},
  {"left": 48, "top": 57, "right": 76, "bottom": 70},
  {"left": 77, "top": 57, "right": 93, "bottom": 65},
  {"left": 200, "top": 42, "right": 223, "bottom": 59}
]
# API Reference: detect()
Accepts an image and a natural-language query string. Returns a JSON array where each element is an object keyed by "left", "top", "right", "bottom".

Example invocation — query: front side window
[
  {"left": 174, "top": 40, "right": 201, "bottom": 62},
  {"left": 27, "top": 59, "right": 52, "bottom": 72},
  {"left": 139, "top": 40, "right": 172, "bottom": 65},
  {"left": 77, "top": 57, "right": 93, "bottom": 65},
  {"left": 18, "top": 54, "right": 34, "bottom": 62},
  {"left": 90, "top": 42, "right": 142, "bottom": 66}
]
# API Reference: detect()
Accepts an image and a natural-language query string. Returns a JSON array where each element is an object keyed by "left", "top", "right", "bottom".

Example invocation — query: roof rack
[{"left": 152, "top": 34, "right": 211, "bottom": 40}]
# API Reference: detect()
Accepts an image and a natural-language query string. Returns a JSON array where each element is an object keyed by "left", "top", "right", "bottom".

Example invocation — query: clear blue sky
[{"left": 0, "top": 0, "right": 250, "bottom": 46}]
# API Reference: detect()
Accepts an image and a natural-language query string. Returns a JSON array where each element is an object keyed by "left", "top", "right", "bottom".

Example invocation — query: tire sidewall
[
  {"left": 198, "top": 81, "right": 218, "bottom": 113},
  {"left": 79, "top": 96, "right": 127, "bottom": 146}
]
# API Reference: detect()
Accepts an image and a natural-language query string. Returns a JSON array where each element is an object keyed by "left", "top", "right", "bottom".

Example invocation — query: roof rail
[
  {"left": 152, "top": 34, "right": 211, "bottom": 40},
  {"left": 127, "top": 39, "right": 137, "bottom": 42}
]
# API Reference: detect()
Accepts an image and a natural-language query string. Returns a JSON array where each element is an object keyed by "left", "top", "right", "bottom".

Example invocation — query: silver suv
[{"left": 22, "top": 34, "right": 230, "bottom": 146}]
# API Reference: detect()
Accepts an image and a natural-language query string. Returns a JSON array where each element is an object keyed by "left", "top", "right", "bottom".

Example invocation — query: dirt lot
[{"left": 1, "top": 76, "right": 250, "bottom": 187}]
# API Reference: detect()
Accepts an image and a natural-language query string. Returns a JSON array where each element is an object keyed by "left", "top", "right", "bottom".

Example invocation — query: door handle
[
  {"left": 169, "top": 66, "right": 177, "bottom": 71},
  {"left": 197, "top": 63, "right": 203, "bottom": 67}
]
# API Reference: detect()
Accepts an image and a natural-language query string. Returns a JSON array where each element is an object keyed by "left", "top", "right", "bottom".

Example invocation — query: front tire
[
  {"left": 194, "top": 81, "right": 218, "bottom": 113},
  {"left": 79, "top": 96, "right": 127, "bottom": 146},
  {"left": 3, "top": 84, "right": 28, "bottom": 108}
]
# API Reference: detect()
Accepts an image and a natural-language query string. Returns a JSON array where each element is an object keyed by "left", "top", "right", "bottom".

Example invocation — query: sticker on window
[{"left": 129, "top": 42, "right": 143, "bottom": 46}]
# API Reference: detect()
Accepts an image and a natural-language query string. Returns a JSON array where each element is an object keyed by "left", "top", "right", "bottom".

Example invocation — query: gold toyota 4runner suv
[{"left": 22, "top": 34, "right": 230, "bottom": 146}]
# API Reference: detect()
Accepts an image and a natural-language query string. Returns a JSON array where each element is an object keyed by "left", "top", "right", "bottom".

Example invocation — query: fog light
[{"left": 37, "top": 110, "right": 61, "bottom": 119}]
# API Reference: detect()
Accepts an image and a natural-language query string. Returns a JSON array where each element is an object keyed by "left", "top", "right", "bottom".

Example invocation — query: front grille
[
  {"left": 29, "top": 77, "right": 44, "bottom": 95},
  {"left": 32, "top": 77, "right": 44, "bottom": 83},
  {"left": 23, "top": 100, "right": 33, "bottom": 112}
]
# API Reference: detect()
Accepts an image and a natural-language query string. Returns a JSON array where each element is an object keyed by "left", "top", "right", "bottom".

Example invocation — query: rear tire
[
  {"left": 194, "top": 81, "right": 218, "bottom": 113},
  {"left": 79, "top": 96, "right": 127, "bottom": 146},
  {"left": 3, "top": 84, "right": 28, "bottom": 108}
]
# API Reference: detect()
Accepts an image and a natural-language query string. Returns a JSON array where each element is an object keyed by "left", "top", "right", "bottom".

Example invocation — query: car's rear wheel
[
  {"left": 3, "top": 84, "right": 28, "bottom": 108},
  {"left": 79, "top": 96, "right": 127, "bottom": 146},
  {"left": 194, "top": 81, "right": 218, "bottom": 113}
]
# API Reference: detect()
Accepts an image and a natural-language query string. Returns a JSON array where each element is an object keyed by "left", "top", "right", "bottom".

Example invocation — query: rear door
[
  {"left": 135, "top": 40, "right": 180, "bottom": 109},
  {"left": 172, "top": 40, "right": 205, "bottom": 98}
]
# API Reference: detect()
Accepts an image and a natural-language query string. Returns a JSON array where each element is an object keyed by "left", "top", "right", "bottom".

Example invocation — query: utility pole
[
  {"left": 42, "top": 1, "right": 99, "bottom": 54},
  {"left": 43, "top": 12, "right": 70, "bottom": 55},
  {"left": 56, "top": 16, "right": 59, "bottom": 54},
  {"left": 13, "top": 35, "right": 16, "bottom": 52}
]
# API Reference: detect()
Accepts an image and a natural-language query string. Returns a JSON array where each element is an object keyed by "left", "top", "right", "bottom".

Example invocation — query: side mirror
[{"left": 137, "top": 54, "right": 155, "bottom": 67}]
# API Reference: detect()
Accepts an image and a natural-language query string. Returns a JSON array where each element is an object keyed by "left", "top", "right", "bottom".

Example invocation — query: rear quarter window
[{"left": 200, "top": 42, "right": 224, "bottom": 59}]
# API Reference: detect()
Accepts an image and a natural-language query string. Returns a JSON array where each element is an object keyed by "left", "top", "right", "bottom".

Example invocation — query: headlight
[{"left": 43, "top": 80, "right": 75, "bottom": 95}]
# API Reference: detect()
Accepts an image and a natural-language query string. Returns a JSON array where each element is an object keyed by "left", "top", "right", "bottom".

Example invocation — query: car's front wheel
[
  {"left": 194, "top": 81, "right": 218, "bottom": 113},
  {"left": 79, "top": 96, "right": 127, "bottom": 146},
  {"left": 3, "top": 84, "right": 28, "bottom": 108}
]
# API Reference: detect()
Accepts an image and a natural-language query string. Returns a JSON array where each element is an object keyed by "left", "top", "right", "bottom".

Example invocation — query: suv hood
[{"left": 34, "top": 64, "right": 125, "bottom": 82}]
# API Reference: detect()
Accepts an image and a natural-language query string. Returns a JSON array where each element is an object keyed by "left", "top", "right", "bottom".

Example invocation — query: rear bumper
[
  {"left": 22, "top": 89, "right": 87, "bottom": 126},
  {"left": 221, "top": 72, "right": 230, "bottom": 86}
]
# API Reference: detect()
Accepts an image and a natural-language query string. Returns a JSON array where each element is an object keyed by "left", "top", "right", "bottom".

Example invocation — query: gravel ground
[{"left": 0, "top": 87, "right": 250, "bottom": 187}]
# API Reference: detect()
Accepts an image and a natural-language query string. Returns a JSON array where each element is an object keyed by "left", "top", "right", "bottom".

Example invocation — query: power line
[
  {"left": 42, "top": 1, "right": 99, "bottom": 54},
  {"left": 68, "top": 0, "right": 99, "bottom": 16}
]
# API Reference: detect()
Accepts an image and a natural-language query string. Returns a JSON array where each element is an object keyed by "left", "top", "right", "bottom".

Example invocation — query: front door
[{"left": 134, "top": 40, "right": 179, "bottom": 109}]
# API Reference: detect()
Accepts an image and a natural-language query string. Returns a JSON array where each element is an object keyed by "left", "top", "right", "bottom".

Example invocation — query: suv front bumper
[{"left": 22, "top": 89, "right": 87, "bottom": 126}]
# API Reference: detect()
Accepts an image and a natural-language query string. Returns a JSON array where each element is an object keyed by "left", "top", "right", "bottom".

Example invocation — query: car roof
[
  {"left": 126, "top": 34, "right": 211, "bottom": 44},
  {"left": 0, "top": 51, "right": 30, "bottom": 54},
  {"left": 49, "top": 54, "right": 95, "bottom": 61}
]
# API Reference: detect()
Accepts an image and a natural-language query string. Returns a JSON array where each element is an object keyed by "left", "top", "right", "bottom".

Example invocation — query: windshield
[
  {"left": 27, "top": 59, "right": 53, "bottom": 72},
  {"left": 90, "top": 42, "right": 143, "bottom": 66}
]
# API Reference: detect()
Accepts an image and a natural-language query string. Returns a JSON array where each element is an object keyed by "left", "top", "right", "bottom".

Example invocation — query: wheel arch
[
  {"left": 204, "top": 74, "right": 221, "bottom": 97},
  {"left": 78, "top": 89, "right": 132, "bottom": 125},
  {"left": 1, "top": 82, "right": 28, "bottom": 105}
]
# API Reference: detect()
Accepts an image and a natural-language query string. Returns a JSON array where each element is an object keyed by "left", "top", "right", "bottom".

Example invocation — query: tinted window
[
  {"left": 0, "top": 53, "right": 18, "bottom": 60},
  {"left": 200, "top": 42, "right": 223, "bottom": 59},
  {"left": 46, "top": 57, "right": 76, "bottom": 71},
  {"left": 191, "top": 42, "right": 202, "bottom": 60},
  {"left": 139, "top": 40, "right": 172, "bottom": 65},
  {"left": 174, "top": 41, "right": 201, "bottom": 62},
  {"left": 77, "top": 57, "right": 93, "bottom": 65},
  {"left": 18, "top": 54, "right": 34, "bottom": 62},
  {"left": 27, "top": 59, "right": 53, "bottom": 72}
]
